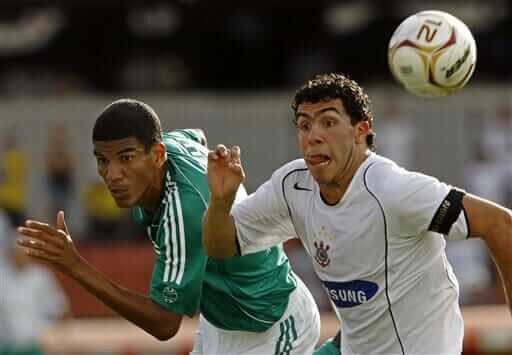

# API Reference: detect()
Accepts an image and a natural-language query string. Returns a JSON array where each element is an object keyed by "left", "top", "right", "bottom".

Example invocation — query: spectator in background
[
  {"left": 45, "top": 121, "right": 75, "bottom": 221},
  {"left": 0, "top": 223, "right": 70, "bottom": 355},
  {"left": 0, "top": 133, "right": 28, "bottom": 226}
]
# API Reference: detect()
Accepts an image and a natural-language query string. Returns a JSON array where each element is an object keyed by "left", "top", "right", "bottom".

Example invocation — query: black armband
[{"left": 428, "top": 189, "right": 465, "bottom": 235}]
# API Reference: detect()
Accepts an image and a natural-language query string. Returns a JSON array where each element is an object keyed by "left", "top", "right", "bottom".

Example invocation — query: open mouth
[
  {"left": 110, "top": 188, "right": 129, "bottom": 198},
  {"left": 306, "top": 155, "right": 331, "bottom": 167}
]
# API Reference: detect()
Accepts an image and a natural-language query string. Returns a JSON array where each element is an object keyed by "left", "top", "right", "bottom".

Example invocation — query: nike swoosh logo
[{"left": 293, "top": 182, "right": 312, "bottom": 191}]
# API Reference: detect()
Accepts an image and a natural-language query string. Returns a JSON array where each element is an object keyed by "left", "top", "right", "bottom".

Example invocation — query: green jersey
[{"left": 132, "top": 130, "right": 296, "bottom": 332}]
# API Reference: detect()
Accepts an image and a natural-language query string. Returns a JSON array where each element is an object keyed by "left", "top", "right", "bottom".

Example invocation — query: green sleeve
[
  {"left": 149, "top": 188, "right": 208, "bottom": 317},
  {"left": 150, "top": 249, "right": 205, "bottom": 317}
]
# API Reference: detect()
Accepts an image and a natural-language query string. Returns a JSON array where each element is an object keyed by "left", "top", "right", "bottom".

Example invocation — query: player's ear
[
  {"left": 151, "top": 142, "right": 167, "bottom": 168},
  {"left": 355, "top": 121, "right": 370, "bottom": 144}
]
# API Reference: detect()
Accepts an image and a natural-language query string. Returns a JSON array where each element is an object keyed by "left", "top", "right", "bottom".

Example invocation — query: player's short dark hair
[
  {"left": 291, "top": 73, "right": 376, "bottom": 151},
  {"left": 92, "top": 98, "right": 163, "bottom": 152}
]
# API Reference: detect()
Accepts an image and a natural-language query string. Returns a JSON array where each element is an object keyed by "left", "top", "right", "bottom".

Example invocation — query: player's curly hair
[
  {"left": 92, "top": 98, "right": 163, "bottom": 152},
  {"left": 291, "top": 73, "right": 376, "bottom": 151}
]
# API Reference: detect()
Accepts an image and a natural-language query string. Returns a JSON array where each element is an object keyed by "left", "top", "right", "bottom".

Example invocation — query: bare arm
[
  {"left": 68, "top": 256, "right": 182, "bottom": 340},
  {"left": 202, "top": 144, "right": 244, "bottom": 258},
  {"left": 463, "top": 194, "right": 512, "bottom": 311},
  {"left": 17, "top": 212, "right": 182, "bottom": 341},
  {"left": 203, "top": 199, "right": 239, "bottom": 258}
]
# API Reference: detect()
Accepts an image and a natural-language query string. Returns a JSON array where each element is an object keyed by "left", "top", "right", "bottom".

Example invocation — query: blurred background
[{"left": 0, "top": 0, "right": 512, "bottom": 354}]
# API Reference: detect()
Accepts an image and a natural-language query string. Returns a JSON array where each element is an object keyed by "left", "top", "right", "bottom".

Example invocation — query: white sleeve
[
  {"left": 366, "top": 162, "right": 469, "bottom": 240},
  {"left": 232, "top": 170, "right": 296, "bottom": 255},
  {"left": 447, "top": 209, "right": 469, "bottom": 241}
]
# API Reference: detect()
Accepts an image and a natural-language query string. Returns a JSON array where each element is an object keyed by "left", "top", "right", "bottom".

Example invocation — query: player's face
[
  {"left": 93, "top": 137, "right": 164, "bottom": 209},
  {"left": 296, "top": 99, "right": 365, "bottom": 186}
]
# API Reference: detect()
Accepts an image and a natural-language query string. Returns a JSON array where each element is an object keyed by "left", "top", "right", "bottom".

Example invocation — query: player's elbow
[
  {"left": 495, "top": 209, "right": 512, "bottom": 237},
  {"left": 202, "top": 238, "right": 214, "bottom": 257},
  {"left": 203, "top": 234, "right": 228, "bottom": 259},
  {"left": 150, "top": 313, "right": 182, "bottom": 341},
  {"left": 206, "top": 248, "right": 230, "bottom": 259},
  {"left": 154, "top": 330, "right": 176, "bottom": 341},
  {"left": 202, "top": 223, "right": 228, "bottom": 259},
  {"left": 153, "top": 323, "right": 180, "bottom": 341},
  {"left": 203, "top": 232, "right": 239, "bottom": 259}
]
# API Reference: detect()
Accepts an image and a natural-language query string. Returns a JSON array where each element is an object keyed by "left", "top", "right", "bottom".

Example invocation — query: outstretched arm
[
  {"left": 463, "top": 194, "right": 512, "bottom": 312},
  {"left": 202, "top": 144, "right": 244, "bottom": 258},
  {"left": 17, "top": 211, "right": 182, "bottom": 341}
]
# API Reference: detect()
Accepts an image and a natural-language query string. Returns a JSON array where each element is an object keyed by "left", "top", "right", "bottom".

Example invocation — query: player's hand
[
  {"left": 17, "top": 211, "right": 81, "bottom": 275},
  {"left": 208, "top": 144, "right": 245, "bottom": 202}
]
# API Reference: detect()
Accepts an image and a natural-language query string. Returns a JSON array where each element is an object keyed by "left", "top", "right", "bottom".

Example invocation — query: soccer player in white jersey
[{"left": 203, "top": 73, "right": 512, "bottom": 355}]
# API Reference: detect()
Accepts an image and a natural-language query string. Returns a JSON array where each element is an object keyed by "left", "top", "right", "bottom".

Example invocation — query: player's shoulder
[
  {"left": 166, "top": 129, "right": 203, "bottom": 143},
  {"left": 163, "top": 130, "right": 203, "bottom": 150},
  {"left": 363, "top": 153, "right": 444, "bottom": 203},
  {"left": 362, "top": 153, "right": 404, "bottom": 187},
  {"left": 271, "top": 159, "right": 312, "bottom": 187},
  {"left": 162, "top": 131, "right": 181, "bottom": 152},
  {"left": 163, "top": 130, "right": 208, "bottom": 164},
  {"left": 275, "top": 158, "right": 308, "bottom": 174}
]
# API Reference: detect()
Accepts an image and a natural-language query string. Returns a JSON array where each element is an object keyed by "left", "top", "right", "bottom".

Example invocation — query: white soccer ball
[{"left": 388, "top": 10, "right": 477, "bottom": 97}]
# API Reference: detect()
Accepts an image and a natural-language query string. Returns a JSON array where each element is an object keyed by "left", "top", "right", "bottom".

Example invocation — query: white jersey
[{"left": 232, "top": 153, "right": 469, "bottom": 355}]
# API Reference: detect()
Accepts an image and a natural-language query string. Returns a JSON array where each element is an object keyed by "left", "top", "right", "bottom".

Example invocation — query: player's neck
[{"left": 319, "top": 149, "right": 369, "bottom": 205}]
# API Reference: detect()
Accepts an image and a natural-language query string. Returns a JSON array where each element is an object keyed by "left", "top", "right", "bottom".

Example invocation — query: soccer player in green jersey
[{"left": 17, "top": 99, "right": 321, "bottom": 354}]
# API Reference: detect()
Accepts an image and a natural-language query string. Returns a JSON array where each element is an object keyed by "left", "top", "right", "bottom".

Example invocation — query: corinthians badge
[{"left": 314, "top": 241, "right": 331, "bottom": 267}]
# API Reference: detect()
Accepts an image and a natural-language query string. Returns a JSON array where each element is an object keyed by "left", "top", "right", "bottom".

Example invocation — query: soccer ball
[{"left": 388, "top": 10, "right": 477, "bottom": 97}]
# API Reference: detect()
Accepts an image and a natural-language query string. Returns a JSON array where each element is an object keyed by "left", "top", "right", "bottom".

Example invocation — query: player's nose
[
  {"left": 105, "top": 162, "right": 124, "bottom": 182},
  {"left": 307, "top": 124, "right": 325, "bottom": 144}
]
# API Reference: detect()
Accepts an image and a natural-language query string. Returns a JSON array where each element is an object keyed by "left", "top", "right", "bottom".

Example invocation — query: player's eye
[
  {"left": 324, "top": 119, "right": 337, "bottom": 128},
  {"left": 298, "top": 121, "right": 311, "bottom": 131},
  {"left": 96, "top": 157, "right": 107, "bottom": 166},
  {"left": 120, "top": 155, "right": 135, "bottom": 163}
]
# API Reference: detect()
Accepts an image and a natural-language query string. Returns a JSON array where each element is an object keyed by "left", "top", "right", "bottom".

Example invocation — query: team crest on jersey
[
  {"left": 314, "top": 241, "right": 331, "bottom": 267},
  {"left": 163, "top": 287, "right": 178, "bottom": 304}
]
